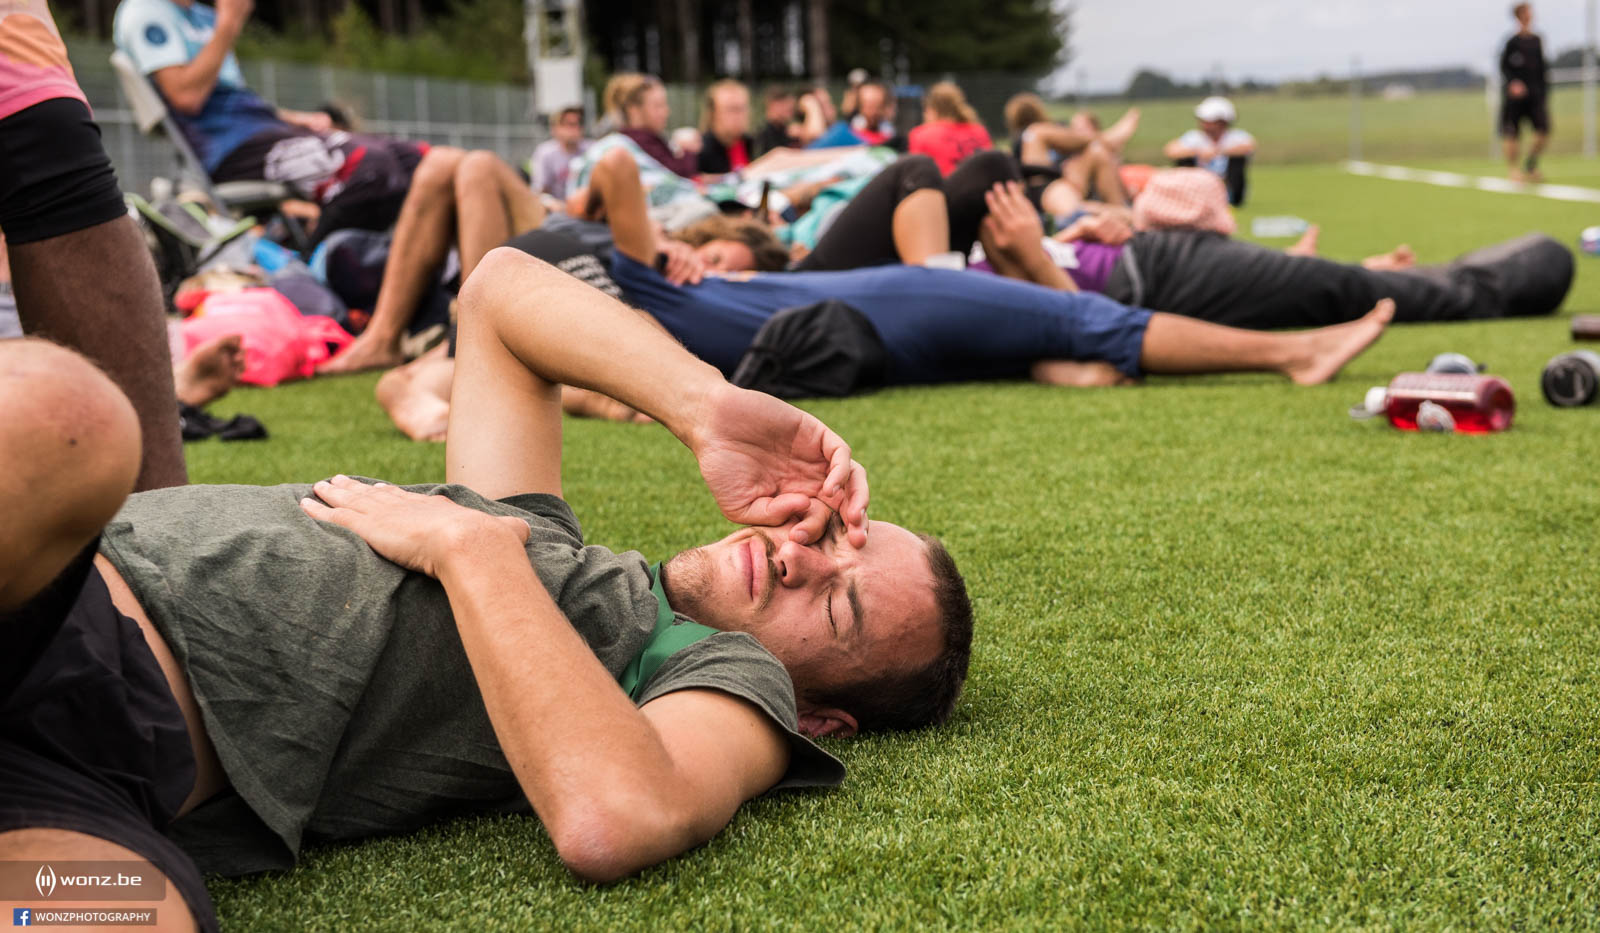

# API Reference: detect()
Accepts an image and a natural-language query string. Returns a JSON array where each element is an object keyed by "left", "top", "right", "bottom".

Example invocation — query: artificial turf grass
[{"left": 190, "top": 163, "right": 1600, "bottom": 929}]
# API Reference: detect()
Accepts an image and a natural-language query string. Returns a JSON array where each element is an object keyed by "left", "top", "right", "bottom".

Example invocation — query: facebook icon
[{"left": 12, "top": 908, "right": 29, "bottom": 926}]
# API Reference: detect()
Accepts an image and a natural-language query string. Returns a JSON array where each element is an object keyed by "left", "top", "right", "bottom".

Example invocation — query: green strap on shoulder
[{"left": 618, "top": 564, "right": 719, "bottom": 701}]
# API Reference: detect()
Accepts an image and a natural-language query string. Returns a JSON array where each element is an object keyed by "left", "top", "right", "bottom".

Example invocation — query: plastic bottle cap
[{"left": 1363, "top": 386, "right": 1388, "bottom": 415}]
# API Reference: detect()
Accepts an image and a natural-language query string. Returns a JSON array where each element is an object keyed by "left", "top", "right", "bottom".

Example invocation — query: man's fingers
[
  {"left": 841, "top": 459, "right": 869, "bottom": 545},
  {"left": 787, "top": 498, "right": 833, "bottom": 545}
]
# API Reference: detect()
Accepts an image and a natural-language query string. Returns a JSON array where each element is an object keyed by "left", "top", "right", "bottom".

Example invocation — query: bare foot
[
  {"left": 1102, "top": 107, "right": 1141, "bottom": 153},
  {"left": 318, "top": 331, "right": 406, "bottom": 375},
  {"left": 1361, "top": 243, "right": 1415, "bottom": 271},
  {"left": 1508, "top": 168, "right": 1528, "bottom": 183},
  {"left": 1030, "top": 359, "right": 1138, "bottom": 387},
  {"left": 1284, "top": 299, "right": 1394, "bottom": 386},
  {"left": 1285, "top": 224, "right": 1321, "bottom": 257},
  {"left": 561, "top": 385, "right": 654, "bottom": 423},
  {"left": 1528, "top": 168, "right": 1545, "bottom": 183},
  {"left": 376, "top": 368, "right": 451, "bottom": 441},
  {"left": 174, "top": 334, "right": 245, "bottom": 407}
]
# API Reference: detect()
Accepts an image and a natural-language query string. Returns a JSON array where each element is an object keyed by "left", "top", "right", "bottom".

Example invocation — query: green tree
[{"left": 828, "top": 0, "right": 1069, "bottom": 77}]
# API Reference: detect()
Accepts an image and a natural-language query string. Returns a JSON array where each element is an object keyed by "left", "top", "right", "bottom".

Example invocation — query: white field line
[{"left": 1344, "top": 160, "right": 1600, "bottom": 204}]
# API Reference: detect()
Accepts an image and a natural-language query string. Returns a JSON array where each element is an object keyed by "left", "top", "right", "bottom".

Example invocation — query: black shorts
[
  {"left": 0, "top": 542, "right": 218, "bottom": 932},
  {"left": 0, "top": 97, "right": 127, "bottom": 244},
  {"left": 1500, "top": 95, "right": 1551, "bottom": 136}
]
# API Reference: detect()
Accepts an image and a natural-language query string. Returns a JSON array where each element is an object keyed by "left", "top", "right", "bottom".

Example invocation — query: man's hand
[
  {"left": 1055, "top": 211, "right": 1133, "bottom": 246},
  {"left": 299, "top": 475, "right": 530, "bottom": 578},
  {"left": 689, "top": 384, "right": 868, "bottom": 546},
  {"left": 981, "top": 180, "right": 1044, "bottom": 256},
  {"left": 280, "top": 109, "right": 334, "bottom": 134},
  {"left": 656, "top": 239, "right": 705, "bottom": 286},
  {"left": 1508, "top": 79, "right": 1528, "bottom": 99},
  {"left": 214, "top": 0, "right": 254, "bottom": 35}
]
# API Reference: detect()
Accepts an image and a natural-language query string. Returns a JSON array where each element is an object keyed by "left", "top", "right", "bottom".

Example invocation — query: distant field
[{"left": 1056, "top": 88, "right": 1597, "bottom": 167}]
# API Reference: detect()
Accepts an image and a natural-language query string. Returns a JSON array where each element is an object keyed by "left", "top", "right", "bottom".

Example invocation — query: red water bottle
[{"left": 1354, "top": 373, "right": 1516, "bottom": 433}]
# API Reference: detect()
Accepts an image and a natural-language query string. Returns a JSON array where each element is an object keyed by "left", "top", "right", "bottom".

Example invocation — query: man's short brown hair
[{"left": 807, "top": 535, "right": 974, "bottom": 732}]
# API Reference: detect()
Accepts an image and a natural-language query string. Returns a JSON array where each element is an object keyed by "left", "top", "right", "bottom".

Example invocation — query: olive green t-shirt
[{"left": 99, "top": 481, "right": 845, "bottom": 876}]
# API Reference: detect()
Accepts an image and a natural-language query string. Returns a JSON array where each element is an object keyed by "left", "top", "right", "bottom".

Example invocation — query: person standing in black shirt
[{"left": 1501, "top": 2, "right": 1550, "bottom": 181}]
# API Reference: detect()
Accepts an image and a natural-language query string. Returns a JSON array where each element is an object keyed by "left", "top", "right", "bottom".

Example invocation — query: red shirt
[{"left": 908, "top": 121, "right": 994, "bottom": 175}]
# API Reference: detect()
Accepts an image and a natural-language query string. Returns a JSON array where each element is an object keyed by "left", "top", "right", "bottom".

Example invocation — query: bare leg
[
  {"left": 1099, "top": 107, "right": 1141, "bottom": 154},
  {"left": 173, "top": 334, "right": 244, "bottom": 407},
  {"left": 10, "top": 217, "right": 186, "bottom": 490},
  {"left": 454, "top": 150, "right": 547, "bottom": 281},
  {"left": 1504, "top": 136, "right": 1524, "bottom": 181},
  {"left": 319, "top": 146, "right": 466, "bottom": 375},
  {"left": 375, "top": 343, "right": 455, "bottom": 442},
  {"left": 0, "top": 829, "right": 196, "bottom": 932},
  {"left": 1361, "top": 244, "right": 1416, "bottom": 271},
  {"left": 1285, "top": 224, "right": 1321, "bottom": 257},
  {"left": 1527, "top": 131, "right": 1548, "bottom": 180},
  {"left": 1139, "top": 299, "right": 1393, "bottom": 385},
  {"left": 891, "top": 188, "right": 951, "bottom": 265},
  {"left": 0, "top": 338, "right": 140, "bottom": 609},
  {"left": 1056, "top": 140, "right": 1127, "bottom": 210}
]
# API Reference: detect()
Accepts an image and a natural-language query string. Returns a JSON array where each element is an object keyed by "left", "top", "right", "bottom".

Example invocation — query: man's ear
[{"left": 797, "top": 708, "right": 858, "bottom": 738}]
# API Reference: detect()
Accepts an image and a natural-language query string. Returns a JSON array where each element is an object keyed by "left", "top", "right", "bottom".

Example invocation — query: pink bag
[{"left": 181, "top": 288, "right": 354, "bottom": 386}]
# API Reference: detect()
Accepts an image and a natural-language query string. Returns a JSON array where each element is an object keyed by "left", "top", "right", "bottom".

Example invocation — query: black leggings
[
  {"left": 796, "top": 151, "right": 1020, "bottom": 271},
  {"left": 1106, "top": 230, "right": 1572, "bottom": 328}
]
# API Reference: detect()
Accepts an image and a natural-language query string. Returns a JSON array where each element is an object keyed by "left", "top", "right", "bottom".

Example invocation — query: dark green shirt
[{"left": 100, "top": 482, "right": 844, "bottom": 876}]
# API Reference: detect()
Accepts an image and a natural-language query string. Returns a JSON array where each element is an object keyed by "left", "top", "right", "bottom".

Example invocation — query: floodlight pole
[{"left": 1585, "top": 0, "right": 1597, "bottom": 158}]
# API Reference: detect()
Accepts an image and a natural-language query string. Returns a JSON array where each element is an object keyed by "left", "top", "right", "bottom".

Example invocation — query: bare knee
[
  {"left": 595, "top": 146, "right": 638, "bottom": 182},
  {"left": 0, "top": 828, "right": 199, "bottom": 933},
  {"left": 0, "top": 339, "right": 140, "bottom": 605},
  {"left": 453, "top": 150, "right": 504, "bottom": 200},
  {"left": 413, "top": 146, "right": 468, "bottom": 192}
]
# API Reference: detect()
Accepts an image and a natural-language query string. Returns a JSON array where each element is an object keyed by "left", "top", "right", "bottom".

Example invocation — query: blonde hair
[
  {"left": 601, "top": 73, "right": 646, "bottom": 124},
  {"left": 1004, "top": 92, "right": 1048, "bottom": 135},
  {"left": 925, "top": 81, "right": 979, "bottom": 125},
  {"left": 699, "top": 79, "right": 750, "bottom": 134}
]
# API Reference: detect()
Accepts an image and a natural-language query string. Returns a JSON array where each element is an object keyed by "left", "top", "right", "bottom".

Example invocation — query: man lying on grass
[{"left": 0, "top": 248, "right": 971, "bottom": 932}]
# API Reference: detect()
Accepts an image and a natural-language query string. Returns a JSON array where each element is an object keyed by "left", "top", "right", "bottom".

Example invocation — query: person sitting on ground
[
  {"left": 850, "top": 80, "right": 899, "bottom": 147},
  {"left": 697, "top": 80, "right": 756, "bottom": 175},
  {"left": 319, "top": 148, "right": 546, "bottom": 374},
  {"left": 615, "top": 75, "right": 699, "bottom": 179},
  {"left": 971, "top": 175, "right": 1572, "bottom": 328},
  {"left": 908, "top": 81, "right": 993, "bottom": 175},
  {"left": 113, "top": 0, "right": 427, "bottom": 246},
  {"left": 0, "top": 239, "right": 982, "bottom": 927},
  {"left": 531, "top": 105, "right": 591, "bottom": 199},
  {"left": 755, "top": 85, "right": 798, "bottom": 155},
  {"left": 1004, "top": 92, "right": 1139, "bottom": 217},
  {"left": 580, "top": 146, "right": 1393, "bottom": 391},
  {"left": 1163, "top": 96, "right": 1255, "bottom": 206}
]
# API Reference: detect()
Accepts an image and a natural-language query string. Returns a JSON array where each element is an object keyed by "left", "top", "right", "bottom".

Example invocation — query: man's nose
[{"left": 774, "top": 539, "right": 831, "bottom": 587}]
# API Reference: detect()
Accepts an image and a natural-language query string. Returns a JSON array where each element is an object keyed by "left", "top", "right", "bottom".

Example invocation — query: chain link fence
[{"left": 67, "top": 39, "right": 548, "bottom": 199}]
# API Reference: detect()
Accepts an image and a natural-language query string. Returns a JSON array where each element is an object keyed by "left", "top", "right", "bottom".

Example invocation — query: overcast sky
[{"left": 1062, "top": 1, "right": 1594, "bottom": 93}]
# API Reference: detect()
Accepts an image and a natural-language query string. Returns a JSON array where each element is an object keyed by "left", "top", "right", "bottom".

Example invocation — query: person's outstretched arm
[{"left": 447, "top": 243, "right": 866, "bottom": 544}]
